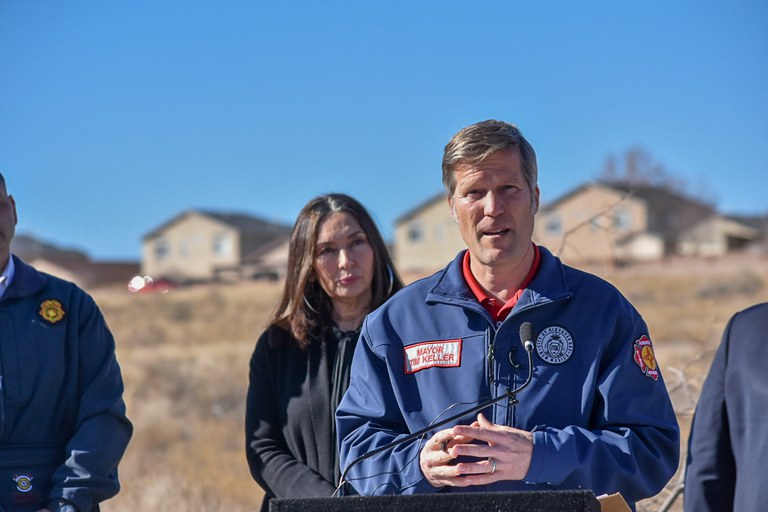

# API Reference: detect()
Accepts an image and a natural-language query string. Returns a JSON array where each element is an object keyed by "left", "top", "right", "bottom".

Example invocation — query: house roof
[
  {"left": 541, "top": 181, "right": 717, "bottom": 241},
  {"left": 727, "top": 213, "right": 768, "bottom": 238},
  {"left": 143, "top": 209, "right": 291, "bottom": 240},
  {"left": 605, "top": 181, "right": 716, "bottom": 239},
  {"left": 538, "top": 182, "right": 620, "bottom": 212},
  {"left": 242, "top": 232, "right": 291, "bottom": 264},
  {"left": 604, "top": 181, "right": 715, "bottom": 211},
  {"left": 11, "top": 234, "right": 90, "bottom": 266},
  {"left": 541, "top": 181, "right": 714, "bottom": 211},
  {"left": 13, "top": 234, "right": 140, "bottom": 289},
  {"left": 395, "top": 191, "right": 447, "bottom": 225}
]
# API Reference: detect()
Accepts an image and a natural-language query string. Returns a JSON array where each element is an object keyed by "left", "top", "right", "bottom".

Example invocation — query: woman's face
[{"left": 312, "top": 211, "right": 375, "bottom": 307}]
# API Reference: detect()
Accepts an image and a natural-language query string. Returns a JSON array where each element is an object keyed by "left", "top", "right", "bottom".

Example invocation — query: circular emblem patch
[
  {"left": 39, "top": 299, "right": 66, "bottom": 324},
  {"left": 13, "top": 474, "right": 33, "bottom": 492},
  {"left": 535, "top": 326, "right": 574, "bottom": 364}
]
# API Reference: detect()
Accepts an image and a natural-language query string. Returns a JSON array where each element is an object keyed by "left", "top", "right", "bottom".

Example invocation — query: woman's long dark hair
[{"left": 270, "top": 193, "right": 403, "bottom": 348}]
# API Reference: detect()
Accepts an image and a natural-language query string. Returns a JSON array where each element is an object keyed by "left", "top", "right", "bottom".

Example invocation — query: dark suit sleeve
[
  {"left": 684, "top": 316, "right": 736, "bottom": 511},
  {"left": 245, "top": 330, "right": 336, "bottom": 499}
]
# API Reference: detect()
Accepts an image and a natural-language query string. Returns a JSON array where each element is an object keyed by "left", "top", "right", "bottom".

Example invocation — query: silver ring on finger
[{"left": 488, "top": 457, "right": 496, "bottom": 474}]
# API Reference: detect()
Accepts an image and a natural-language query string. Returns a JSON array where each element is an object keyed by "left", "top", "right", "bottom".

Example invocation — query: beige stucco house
[
  {"left": 394, "top": 182, "right": 762, "bottom": 273},
  {"left": 534, "top": 182, "right": 652, "bottom": 263},
  {"left": 535, "top": 182, "right": 760, "bottom": 264},
  {"left": 11, "top": 234, "right": 139, "bottom": 290},
  {"left": 141, "top": 210, "right": 291, "bottom": 282},
  {"left": 677, "top": 215, "right": 762, "bottom": 257},
  {"left": 393, "top": 192, "right": 465, "bottom": 276}
]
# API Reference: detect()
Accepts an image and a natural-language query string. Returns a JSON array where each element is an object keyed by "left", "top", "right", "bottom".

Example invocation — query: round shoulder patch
[{"left": 535, "top": 326, "right": 574, "bottom": 364}]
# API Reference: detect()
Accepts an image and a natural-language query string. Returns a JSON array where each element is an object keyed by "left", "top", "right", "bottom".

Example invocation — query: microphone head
[
  {"left": 519, "top": 322, "right": 533, "bottom": 344},
  {"left": 520, "top": 322, "right": 534, "bottom": 352}
]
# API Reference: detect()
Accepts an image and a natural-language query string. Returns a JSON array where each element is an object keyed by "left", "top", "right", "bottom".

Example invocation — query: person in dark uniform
[
  {"left": 684, "top": 302, "right": 768, "bottom": 512},
  {"left": 244, "top": 193, "right": 403, "bottom": 511},
  {"left": 0, "top": 172, "right": 132, "bottom": 512}
]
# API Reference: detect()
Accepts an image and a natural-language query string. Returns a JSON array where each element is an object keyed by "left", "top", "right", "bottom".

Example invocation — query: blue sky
[{"left": 1, "top": 1, "right": 766, "bottom": 260}]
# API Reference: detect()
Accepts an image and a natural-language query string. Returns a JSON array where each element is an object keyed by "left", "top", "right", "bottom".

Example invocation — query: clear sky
[{"left": 1, "top": 1, "right": 766, "bottom": 260}]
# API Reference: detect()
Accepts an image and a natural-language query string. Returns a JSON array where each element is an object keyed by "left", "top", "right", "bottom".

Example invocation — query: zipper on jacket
[
  {"left": 507, "top": 375, "right": 517, "bottom": 427},
  {"left": 487, "top": 328, "right": 496, "bottom": 388}
]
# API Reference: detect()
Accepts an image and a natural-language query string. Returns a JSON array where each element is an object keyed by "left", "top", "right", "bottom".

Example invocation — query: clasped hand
[{"left": 419, "top": 413, "right": 533, "bottom": 488}]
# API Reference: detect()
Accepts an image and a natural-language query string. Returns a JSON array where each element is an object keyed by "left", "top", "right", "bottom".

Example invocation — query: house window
[
  {"left": 613, "top": 208, "right": 632, "bottom": 230},
  {"left": 155, "top": 239, "right": 169, "bottom": 261},
  {"left": 545, "top": 215, "right": 561, "bottom": 235},
  {"left": 213, "top": 233, "right": 232, "bottom": 257},
  {"left": 407, "top": 222, "right": 424, "bottom": 243}
]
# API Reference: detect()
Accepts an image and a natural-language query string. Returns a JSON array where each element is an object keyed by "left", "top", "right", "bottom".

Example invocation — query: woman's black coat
[{"left": 245, "top": 325, "right": 339, "bottom": 511}]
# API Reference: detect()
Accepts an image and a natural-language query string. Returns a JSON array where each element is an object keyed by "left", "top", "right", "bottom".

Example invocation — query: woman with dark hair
[{"left": 245, "top": 193, "right": 403, "bottom": 510}]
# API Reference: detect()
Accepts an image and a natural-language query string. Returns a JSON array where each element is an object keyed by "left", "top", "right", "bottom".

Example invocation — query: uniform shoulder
[{"left": 731, "top": 302, "right": 768, "bottom": 328}]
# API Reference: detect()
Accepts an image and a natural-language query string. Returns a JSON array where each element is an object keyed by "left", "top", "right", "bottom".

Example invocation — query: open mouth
[{"left": 483, "top": 228, "right": 509, "bottom": 237}]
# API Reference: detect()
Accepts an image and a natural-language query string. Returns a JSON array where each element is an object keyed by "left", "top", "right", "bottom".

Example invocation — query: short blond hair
[{"left": 442, "top": 120, "right": 538, "bottom": 200}]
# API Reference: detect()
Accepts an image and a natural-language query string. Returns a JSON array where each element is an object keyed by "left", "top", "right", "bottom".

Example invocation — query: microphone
[
  {"left": 336, "top": 321, "right": 536, "bottom": 495},
  {"left": 509, "top": 322, "right": 534, "bottom": 404},
  {"left": 519, "top": 321, "right": 534, "bottom": 353}
]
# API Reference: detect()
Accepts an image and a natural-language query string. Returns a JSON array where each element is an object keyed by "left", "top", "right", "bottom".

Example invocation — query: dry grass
[
  {"left": 96, "top": 281, "right": 283, "bottom": 511},
  {"left": 90, "top": 254, "right": 768, "bottom": 512}
]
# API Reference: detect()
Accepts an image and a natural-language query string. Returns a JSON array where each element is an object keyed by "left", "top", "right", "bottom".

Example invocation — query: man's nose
[{"left": 483, "top": 192, "right": 503, "bottom": 216}]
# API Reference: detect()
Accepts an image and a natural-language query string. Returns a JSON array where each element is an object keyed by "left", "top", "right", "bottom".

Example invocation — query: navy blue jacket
[
  {"left": 337, "top": 248, "right": 679, "bottom": 508},
  {"left": 0, "top": 256, "right": 132, "bottom": 512},
  {"left": 684, "top": 302, "right": 768, "bottom": 512}
]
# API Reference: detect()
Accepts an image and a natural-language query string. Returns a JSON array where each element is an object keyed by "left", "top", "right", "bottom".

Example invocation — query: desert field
[{"left": 91, "top": 252, "right": 768, "bottom": 511}]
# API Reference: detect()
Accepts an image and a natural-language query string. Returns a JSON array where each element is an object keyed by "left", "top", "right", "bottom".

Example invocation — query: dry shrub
[{"left": 94, "top": 282, "right": 277, "bottom": 512}]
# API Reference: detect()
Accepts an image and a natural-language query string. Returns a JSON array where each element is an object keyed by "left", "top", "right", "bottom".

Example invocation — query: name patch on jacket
[{"left": 404, "top": 339, "right": 462, "bottom": 374}]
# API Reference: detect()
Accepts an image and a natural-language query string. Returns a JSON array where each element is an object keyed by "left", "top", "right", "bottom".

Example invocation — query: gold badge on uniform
[{"left": 39, "top": 299, "right": 66, "bottom": 324}]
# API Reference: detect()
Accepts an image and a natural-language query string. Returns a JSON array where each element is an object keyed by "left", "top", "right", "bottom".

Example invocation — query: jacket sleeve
[
  {"left": 245, "top": 331, "right": 336, "bottom": 499},
  {"left": 49, "top": 295, "right": 133, "bottom": 512},
  {"left": 336, "top": 321, "right": 437, "bottom": 496},
  {"left": 524, "top": 309, "right": 680, "bottom": 505},
  {"left": 683, "top": 316, "right": 736, "bottom": 511}
]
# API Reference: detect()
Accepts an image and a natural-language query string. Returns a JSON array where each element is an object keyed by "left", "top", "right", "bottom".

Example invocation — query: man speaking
[{"left": 336, "top": 120, "right": 679, "bottom": 509}]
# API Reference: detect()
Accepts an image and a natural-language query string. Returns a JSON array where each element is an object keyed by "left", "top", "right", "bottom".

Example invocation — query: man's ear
[
  {"left": 448, "top": 197, "right": 458, "bottom": 223},
  {"left": 10, "top": 195, "right": 17, "bottom": 226}
]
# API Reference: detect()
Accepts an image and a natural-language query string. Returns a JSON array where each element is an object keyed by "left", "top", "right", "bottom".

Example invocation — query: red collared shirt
[{"left": 462, "top": 244, "right": 541, "bottom": 324}]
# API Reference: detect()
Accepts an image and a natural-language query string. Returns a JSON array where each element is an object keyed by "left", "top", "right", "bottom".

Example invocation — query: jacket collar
[
  {"left": 1, "top": 255, "right": 47, "bottom": 301},
  {"left": 426, "top": 246, "right": 573, "bottom": 314}
]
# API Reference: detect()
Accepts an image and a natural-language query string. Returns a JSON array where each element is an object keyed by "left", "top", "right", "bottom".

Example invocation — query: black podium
[{"left": 270, "top": 490, "right": 601, "bottom": 512}]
